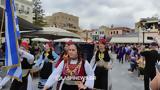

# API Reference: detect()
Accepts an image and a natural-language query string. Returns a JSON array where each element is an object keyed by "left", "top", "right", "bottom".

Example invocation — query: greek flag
[{"left": 5, "top": 0, "right": 22, "bottom": 81}]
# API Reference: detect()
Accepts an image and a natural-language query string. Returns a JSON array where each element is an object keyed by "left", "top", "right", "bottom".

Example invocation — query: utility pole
[
  {"left": 142, "top": 22, "right": 146, "bottom": 45},
  {"left": 143, "top": 31, "right": 145, "bottom": 44},
  {"left": 86, "top": 30, "right": 88, "bottom": 42}
]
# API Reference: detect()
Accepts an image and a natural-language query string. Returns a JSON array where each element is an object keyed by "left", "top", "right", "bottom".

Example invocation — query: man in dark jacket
[{"left": 140, "top": 42, "right": 160, "bottom": 90}]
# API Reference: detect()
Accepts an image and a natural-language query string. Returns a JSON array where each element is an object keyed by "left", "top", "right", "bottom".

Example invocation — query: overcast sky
[{"left": 40, "top": 0, "right": 160, "bottom": 29}]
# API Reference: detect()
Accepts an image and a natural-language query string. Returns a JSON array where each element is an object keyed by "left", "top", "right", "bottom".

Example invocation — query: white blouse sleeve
[
  {"left": 44, "top": 61, "right": 64, "bottom": 88},
  {"left": 84, "top": 60, "right": 95, "bottom": 89},
  {"left": 90, "top": 52, "right": 96, "bottom": 68},
  {"left": 19, "top": 49, "right": 34, "bottom": 64},
  {"left": 34, "top": 54, "right": 43, "bottom": 66},
  {"left": 0, "top": 76, "right": 11, "bottom": 87}
]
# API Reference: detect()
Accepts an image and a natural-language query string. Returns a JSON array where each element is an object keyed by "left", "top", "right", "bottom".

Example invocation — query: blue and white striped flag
[{"left": 5, "top": 0, "right": 22, "bottom": 81}]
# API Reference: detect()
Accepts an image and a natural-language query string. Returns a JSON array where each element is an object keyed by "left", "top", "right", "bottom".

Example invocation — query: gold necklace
[
  {"left": 98, "top": 52, "right": 104, "bottom": 61},
  {"left": 44, "top": 51, "right": 49, "bottom": 57},
  {"left": 66, "top": 60, "right": 82, "bottom": 76}
]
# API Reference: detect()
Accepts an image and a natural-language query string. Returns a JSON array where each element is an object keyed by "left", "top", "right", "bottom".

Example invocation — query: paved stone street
[{"left": 111, "top": 55, "right": 144, "bottom": 90}]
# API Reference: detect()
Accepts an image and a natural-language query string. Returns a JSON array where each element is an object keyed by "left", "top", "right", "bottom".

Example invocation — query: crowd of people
[
  {"left": 0, "top": 38, "right": 160, "bottom": 90},
  {"left": 113, "top": 43, "right": 160, "bottom": 90}
]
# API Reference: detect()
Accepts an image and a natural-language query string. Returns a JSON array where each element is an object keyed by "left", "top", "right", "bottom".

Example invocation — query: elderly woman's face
[{"left": 68, "top": 44, "right": 78, "bottom": 59}]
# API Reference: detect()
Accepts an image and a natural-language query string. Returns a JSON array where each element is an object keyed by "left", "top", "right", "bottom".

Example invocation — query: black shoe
[{"left": 38, "top": 84, "right": 44, "bottom": 89}]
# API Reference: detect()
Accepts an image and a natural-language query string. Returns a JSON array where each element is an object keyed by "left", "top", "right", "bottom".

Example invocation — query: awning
[{"left": 110, "top": 36, "right": 154, "bottom": 43}]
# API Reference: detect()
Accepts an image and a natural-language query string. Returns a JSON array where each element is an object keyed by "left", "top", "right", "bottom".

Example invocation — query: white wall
[
  {"left": 15, "top": 0, "right": 33, "bottom": 23},
  {"left": 0, "top": 0, "right": 33, "bottom": 23}
]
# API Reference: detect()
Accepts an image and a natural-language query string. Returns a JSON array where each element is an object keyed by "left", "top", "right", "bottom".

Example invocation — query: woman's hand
[
  {"left": 76, "top": 81, "right": 87, "bottom": 90},
  {"left": 49, "top": 60, "right": 55, "bottom": 64},
  {"left": 107, "top": 64, "right": 112, "bottom": 69},
  {"left": 97, "top": 61, "right": 104, "bottom": 67},
  {"left": 103, "top": 62, "right": 112, "bottom": 70},
  {"left": 42, "top": 86, "right": 48, "bottom": 90}
]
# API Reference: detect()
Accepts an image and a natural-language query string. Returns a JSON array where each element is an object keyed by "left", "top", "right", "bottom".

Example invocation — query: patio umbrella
[
  {"left": 22, "top": 27, "right": 81, "bottom": 40},
  {"left": 31, "top": 38, "right": 50, "bottom": 42},
  {"left": 54, "top": 38, "right": 85, "bottom": 42}
]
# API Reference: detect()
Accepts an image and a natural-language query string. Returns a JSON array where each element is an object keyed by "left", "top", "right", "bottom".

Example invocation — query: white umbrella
[
  {"left": 41, "top": 27, "right": 80, "bottom": 38},
  {"left": 54, "top": 38, "right": 85, "bottom": 42},
  {"left": 31, "top": 38, "right": 50, "bottom": 42},
  {"left": 22, "top": 27, "right": 81, "bottom": 40}
]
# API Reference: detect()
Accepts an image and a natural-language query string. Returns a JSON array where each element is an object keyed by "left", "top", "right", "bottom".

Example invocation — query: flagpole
[{"left": 0, "top": 7, "right": 5, "bottom": 46}]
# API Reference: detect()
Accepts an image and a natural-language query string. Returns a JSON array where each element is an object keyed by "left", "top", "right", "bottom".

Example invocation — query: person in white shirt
[{"left": 0, "top": 40, "right": 34, "bottom": 90}]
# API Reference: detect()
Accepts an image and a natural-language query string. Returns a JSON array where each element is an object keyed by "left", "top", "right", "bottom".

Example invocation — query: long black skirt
[
  {"left": 94, "top": 66, "right": 108, "bottom": 90},
  {"left": 62, "top": 83, "right": 91, "bottom": 90},
  {"left": 40, "top": 62, "right": 52, "bottom": 79},
  {"left": 62, "top": 84, "right": 78, "bottom": 90},
  {"left": 10, "top": 74, "right": 28, "bottom": 90}
]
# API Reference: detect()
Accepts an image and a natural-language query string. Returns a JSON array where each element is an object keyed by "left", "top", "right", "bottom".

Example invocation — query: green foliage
[{"left": 33, "top": 0, "right": 46, "bottom": 26}]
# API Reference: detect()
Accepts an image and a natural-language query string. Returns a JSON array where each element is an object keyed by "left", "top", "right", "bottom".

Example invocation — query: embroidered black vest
[
  {"left": 21, "top": 58, "right": 32, "bottom": 69},
  {"left": 95, "top": 49, "right": 110, "bottom": 62}
]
